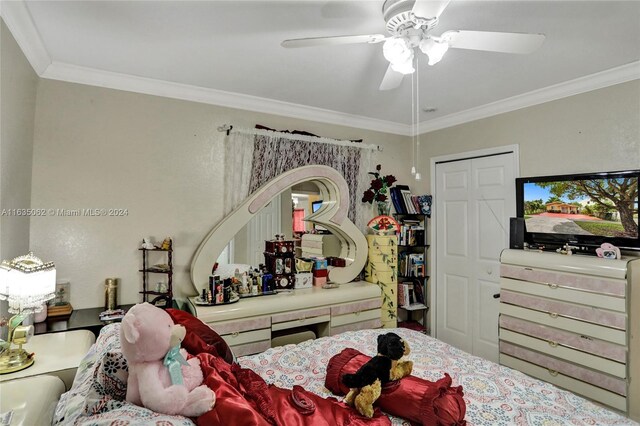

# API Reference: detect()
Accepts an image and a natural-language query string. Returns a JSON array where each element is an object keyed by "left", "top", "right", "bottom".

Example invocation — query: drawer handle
[
  {"left": 548, "top": 369, "right": 559, "bottom": 377},
  {"left": 232, "top": 331, "right": 239, "bottom": 338},
  {"left": 548, "top": 340, "right": 558, "bottom": 348},
  {"left": 547, "top": 283, "right": 559, "bottom": 289},
  {"left": 354, "top": 311, "right": 361, "bottom": 316},
  {"left": 549, "top": 312, "right": 558, "bottom": 319},
  {"left": 299, "top": 316, "right": 306, "bottom": 322}
]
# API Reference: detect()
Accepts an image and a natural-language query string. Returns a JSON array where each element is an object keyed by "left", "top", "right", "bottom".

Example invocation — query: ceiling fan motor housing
[{"left": 382, "top": 0, "right": 438, "bottom": 36}]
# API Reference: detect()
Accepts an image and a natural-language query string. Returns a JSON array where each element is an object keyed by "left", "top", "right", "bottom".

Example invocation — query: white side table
[
  {"left": 0, "top": 330, "right": 95, "bottom": 390},
  {"left": 0, "top": 375, "right": 65, "bottom": 425}
]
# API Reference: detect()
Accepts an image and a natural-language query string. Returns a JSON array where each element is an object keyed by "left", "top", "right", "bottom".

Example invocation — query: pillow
[
  {"left": 325, "top": 348, "right": 467, "bottom": 426},
  {"left": 167, "top": 308, "right": 234, "bottom": 364}
]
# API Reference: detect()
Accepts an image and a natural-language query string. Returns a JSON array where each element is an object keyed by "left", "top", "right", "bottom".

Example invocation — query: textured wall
[
  {"left": 0, "top": 19, "right": 38, "bottom": 261},
  {"left": 30, "top": 79, "right": 411, "bottom": 309}
]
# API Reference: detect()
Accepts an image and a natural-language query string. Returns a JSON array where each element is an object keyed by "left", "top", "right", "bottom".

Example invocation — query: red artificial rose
[
  {"left": 375, "top": 193, "right": 387, "bottom": 202},
  {"left": 362, "top": 190, "right": 375, "bottom": 203},
  {"left": 384, "top": 175, "right": 397, "bottom": 186},
  {"left": 370, "top": 179, "right": 383, "bottom": 191}
]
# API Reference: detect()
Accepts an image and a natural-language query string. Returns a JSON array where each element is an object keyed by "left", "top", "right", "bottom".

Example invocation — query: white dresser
[
  {"left": 189, "top": 281, "right": 382, "bottom": 357},
  {"left": 499, "top": 249, "right": 639, "bottom": 420}
]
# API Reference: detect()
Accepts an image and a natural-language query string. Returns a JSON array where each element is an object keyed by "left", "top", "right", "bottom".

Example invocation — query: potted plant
[{"left": 362, "top": 164, "right": 396, "bottom": 216}]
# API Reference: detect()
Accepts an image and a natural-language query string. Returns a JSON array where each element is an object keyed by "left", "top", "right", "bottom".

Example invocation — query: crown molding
[
  {"left": 3, "top": 0, "right": 637, "bottom": 137},
  {"left": 419, "top": 61, "right": 640, "bottom": 134},
  {"left": 42, "top": 61, "right": 411, "bottom": 136},
  {"left": 0, "top": 0, "right": 51, "bottom": 75}
]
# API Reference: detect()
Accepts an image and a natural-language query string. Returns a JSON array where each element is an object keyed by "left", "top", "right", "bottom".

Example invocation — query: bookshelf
[{"left": 393, "top": 213, "right": 429, "bottom": 333}]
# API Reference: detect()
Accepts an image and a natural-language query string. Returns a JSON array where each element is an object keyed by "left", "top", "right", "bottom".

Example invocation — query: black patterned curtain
[{"left": 248, "top": 134, "right": 362, "bottom": 222}]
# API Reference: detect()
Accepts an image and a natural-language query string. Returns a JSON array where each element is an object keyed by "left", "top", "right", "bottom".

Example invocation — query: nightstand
[
  {"left": 0, "top": 329, "right": 95, "bottom": 390},
  {"left": 0, "top": 375, "right": 65, "bottom": 425},
  {"left": 34, "top": 304, "right": 135, "bottom": 337}
]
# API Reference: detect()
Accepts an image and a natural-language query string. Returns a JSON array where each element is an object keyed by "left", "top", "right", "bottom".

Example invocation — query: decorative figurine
[{"left": 141, "top": 238, "right": 155, "bottom": 250}]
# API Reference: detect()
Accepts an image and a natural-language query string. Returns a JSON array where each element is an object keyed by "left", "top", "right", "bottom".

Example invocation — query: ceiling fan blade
[
  {"left": 281, "top": 34, "right": 386, "bottom": 48},
  {"left": 379, "top": 64, "right": 404, "bottom": 91},
  {"left": 412, "top": 0, "right": 451, "bottom": 20},
  {"left": 443, "top": 30, "right": 545, "bottom": 54}
]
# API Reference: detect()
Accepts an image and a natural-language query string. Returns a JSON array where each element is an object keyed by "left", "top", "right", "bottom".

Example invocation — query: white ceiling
[{"left": 4, "top": 1, "right": 640, "bottom": 135}]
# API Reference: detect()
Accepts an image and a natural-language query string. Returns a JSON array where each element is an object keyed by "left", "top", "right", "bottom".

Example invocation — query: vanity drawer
[
  {"left": 331, "top": 299, "right": 382, "bottom": 316},
  {"left": 501, "top": 290, "right": 626, "bottom": 330},
  {"left": 500, "top": 341, "right": 627, "bottom": 395},
  {"left": 210, "top": 316, "right": 271, "bottom": 335},
  {"left": 331, "top": 318, "right": 382, "bottom": 336},
  {"left": 499, "top": 315, "right": 626, "bottom": 363},
  {"left": 221, "top": 328, "right": 272, "bottom": 347},
  {"left": 500, "top": 265, "right": 626, "bottom": 298},
  {"left": 500, "top": 354, "right": 627, "bottom": 412},
  {"left": 499, "top": 328, "right": 626, "bottom": 378},
  {"left": 501, "top": 277, "right": 625, "bottom": 312},
  {"left": 232, "top": 340, "right": 272, "bottom": 357},
  {"left": 499, "top": 303, "right": 626, "bottom": 345},
  {"left": 331, "top": 308, "right": 381, "bottom": 328},
  {"left": 271, "top": 307, "right": 330, "bottom": 332}
]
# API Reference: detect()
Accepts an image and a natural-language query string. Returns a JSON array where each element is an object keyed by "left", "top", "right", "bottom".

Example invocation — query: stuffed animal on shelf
[
  {"left": 120, "top": 302, "right": 216, "bottom": 417},
  {"left": 342, "top": 332, "right": 413, "bottom": 418}
]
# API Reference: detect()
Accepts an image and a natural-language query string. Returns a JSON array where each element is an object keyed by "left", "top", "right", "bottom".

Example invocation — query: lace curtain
[{"left": 222, "top": 128, "right": 374, "bottom": 231}]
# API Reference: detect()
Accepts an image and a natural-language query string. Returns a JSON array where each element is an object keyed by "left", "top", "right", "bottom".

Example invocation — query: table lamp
[{"left": 0, "top": 252, "right": 56, "bottom": 374}]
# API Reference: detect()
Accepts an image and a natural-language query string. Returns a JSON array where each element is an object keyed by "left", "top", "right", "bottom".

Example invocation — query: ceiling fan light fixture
[
  {"left": 383, "top": 37, "right": 415, "bottom": 73},
  {"left": 419, "top": 37, "right": 449, "bottom": 66}
]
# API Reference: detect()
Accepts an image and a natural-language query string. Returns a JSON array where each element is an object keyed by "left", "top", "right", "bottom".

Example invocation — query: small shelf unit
[
  {"left": 394, "top": 213, "right": 430, "bottom": 333},
  {"left": 139, "top": 241, "right": 173, "bottom": 308}
]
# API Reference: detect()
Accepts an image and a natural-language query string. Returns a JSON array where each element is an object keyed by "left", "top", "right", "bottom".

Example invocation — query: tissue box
[
  {"left": 313, "top": 258, "right": 328, "bottom": 270},
  {"left": 294, "top": 273, "right": 313, "bottom": 289},
  {"left": 313, "top": 276, "right": 327, "bottom": 287},
  {"left": 313, "top": 268, "right": 328, "bottom": 278}
]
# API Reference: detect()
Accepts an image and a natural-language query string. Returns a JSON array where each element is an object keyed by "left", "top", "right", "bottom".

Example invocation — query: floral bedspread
[
  {"left": 54, "top": 324, "right": 636, "bottom": 426},
  {"left": 239, "top": 328, "right": 636, "bottom": 426}
]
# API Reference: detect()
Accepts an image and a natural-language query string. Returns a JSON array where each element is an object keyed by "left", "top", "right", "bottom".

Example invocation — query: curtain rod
[{"left": 217, "top": 124, "right": 382, "bottom": 152}]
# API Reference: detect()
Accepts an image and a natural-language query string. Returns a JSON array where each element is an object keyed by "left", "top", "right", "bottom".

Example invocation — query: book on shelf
[
  {"left": 398, "top": 279, "right": 425, "bottom": 306},
  {"left": 398, "top": 252, "right": 425, "bottom": 277},
  {"left": 390, "top": 187, "right": 404, "bottom": 214}
]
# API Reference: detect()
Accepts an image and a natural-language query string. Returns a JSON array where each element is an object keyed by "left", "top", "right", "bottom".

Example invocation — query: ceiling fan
[{"left": 281, "top": 0, "right": 545, "bottom": 90}]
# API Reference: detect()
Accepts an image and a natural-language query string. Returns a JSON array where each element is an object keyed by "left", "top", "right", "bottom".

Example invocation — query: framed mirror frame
[{"left": 190, "top": 165, "right": 368, "bottom": 294}]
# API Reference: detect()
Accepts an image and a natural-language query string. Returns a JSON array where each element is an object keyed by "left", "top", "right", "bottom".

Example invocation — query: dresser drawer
[
  {"left": 501, "top": 277, "right": 625, "bottom": 312},
  {"left": 500, "top": 264, "right": 626, "bottom": 297},
  {"left": 500, "top": 354, "right": 627, "bottom": 411},
  {"left": 364, "top": 267, "right": 396, "bottom": 283},
  {"left": 499, "top": 303, "right": 626, "bottom": 345},
  {"left": 231, "top": 340, "right": 272, "bottom": 357},
  {"left": 500, "top": 341, "right": 626, "bottom": 395},
  {"left": 501, "top": 290, "right": 626, "bottom": 330},
  {"left": 499, "top": 315, "right": 626, "bottom": 363},
  {"left": 330, "top": 318, "right": 382, "bottom": 336},
  {"left": 367, "top": 236, "right": 397, "bottom": 255},
  {"left": 499, "top": 328, "right": 626, "bottom": 378}
]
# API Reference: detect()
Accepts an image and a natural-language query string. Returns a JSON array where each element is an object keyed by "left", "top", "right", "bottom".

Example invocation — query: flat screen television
[
  {"left": 516, "top": 169, "right": 639, "bottom": 252},
  {"left": 311, "top": 200, "right": 328, "bottom": 232}
]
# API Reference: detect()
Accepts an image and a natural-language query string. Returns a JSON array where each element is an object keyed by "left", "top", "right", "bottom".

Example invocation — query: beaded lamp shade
[{"left": 0, "top": 252, "right": 56, "bottom": 314}]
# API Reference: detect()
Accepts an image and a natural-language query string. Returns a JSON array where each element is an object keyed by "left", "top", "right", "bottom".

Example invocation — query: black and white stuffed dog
[{"left": 342, "top": 332, "right": 413, "bottom": 418}]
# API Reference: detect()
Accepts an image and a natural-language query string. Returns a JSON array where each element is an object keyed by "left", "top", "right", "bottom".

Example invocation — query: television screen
[
  {"left": 517, "top": 170, "right": 639, "bottom": 250},
  {"left": 311, "top": 200, "right": 328, "bottom": 232}
]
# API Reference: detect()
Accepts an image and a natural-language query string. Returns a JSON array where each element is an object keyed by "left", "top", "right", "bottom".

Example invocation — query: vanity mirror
[{"left": 190, "top": 165, "right": 368, "bottom": 294}]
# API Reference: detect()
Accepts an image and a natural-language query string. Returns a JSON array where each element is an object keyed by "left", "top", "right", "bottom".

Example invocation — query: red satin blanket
[
  {"left": 195, "top": 352, "right": 391, "bottom": 426},
  {"left": 325, "top": 348, "right": 467, "bottom": 426}
]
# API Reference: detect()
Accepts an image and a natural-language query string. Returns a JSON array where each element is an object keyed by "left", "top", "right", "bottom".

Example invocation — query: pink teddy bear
[{"left": 120, "top": 302, "right": 216, "bottom": 417}]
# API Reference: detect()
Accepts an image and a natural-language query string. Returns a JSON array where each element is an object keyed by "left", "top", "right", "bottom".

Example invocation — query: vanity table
[
  {"left": 189, "top": 281, "right": 381, "bottom": 356},
  {"left": 190, "top": 166, "right": 383, "bottom": 356}
]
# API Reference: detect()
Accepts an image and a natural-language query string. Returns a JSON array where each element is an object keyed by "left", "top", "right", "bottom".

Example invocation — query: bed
[{"left": 53, "top": 323, "right": 636, "bottom": 426}]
